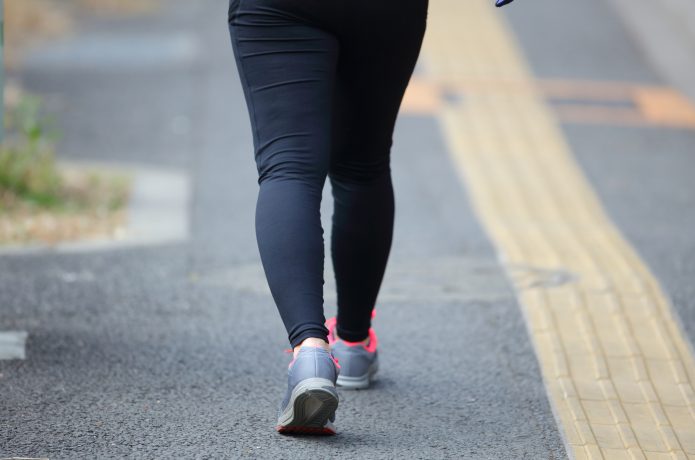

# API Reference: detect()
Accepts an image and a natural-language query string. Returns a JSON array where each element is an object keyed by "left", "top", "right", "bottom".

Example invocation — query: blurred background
[
  {"left": 1, "top": 0, "right": 694, "bottom": 458},
  {"left": 2, "top": 0, "right": 694, "bottom": 248},
  {"left": 2, "top": 0, "right": 160, "bottom": 245}
]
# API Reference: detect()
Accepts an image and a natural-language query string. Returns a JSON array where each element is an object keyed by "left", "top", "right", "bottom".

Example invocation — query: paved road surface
[{"left": 2, "top": 0, "right": 694, "bottom": 458}]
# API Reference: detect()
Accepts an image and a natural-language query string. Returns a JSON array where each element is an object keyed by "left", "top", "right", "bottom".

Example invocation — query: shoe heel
[{"left": 277, "top": 378, "right": 339, "bottom": 434}]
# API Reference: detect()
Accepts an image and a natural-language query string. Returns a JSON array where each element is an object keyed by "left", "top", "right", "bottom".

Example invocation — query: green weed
[{"left": 0, "top": 94, "right": 64, "bottom": 209}]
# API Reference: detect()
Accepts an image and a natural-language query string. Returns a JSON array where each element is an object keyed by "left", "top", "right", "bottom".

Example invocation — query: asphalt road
[{"left": 2, "top": 0, "right": 694, "bottom": 458}]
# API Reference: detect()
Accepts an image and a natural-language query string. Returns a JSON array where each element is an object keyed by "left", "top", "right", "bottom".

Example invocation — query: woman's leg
[
  {"left": 228, "top": 0, "right": 339, "bottom": 349},
  {"left": 329, "top": 0, "right": 429, "bottom": 342}
]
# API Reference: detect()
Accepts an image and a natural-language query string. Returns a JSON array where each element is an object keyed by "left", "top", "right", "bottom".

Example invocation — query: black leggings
[{"left": 227, "top": 0, "right": 428, "bottom": 348}]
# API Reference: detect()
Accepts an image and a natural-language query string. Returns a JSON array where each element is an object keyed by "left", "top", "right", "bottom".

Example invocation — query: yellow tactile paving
[
  {"left": 419, "top": 1, "right": 695, "bottom": 458},
  {"left": 402, "top": 77, "right": 695, "bottom": 128}
]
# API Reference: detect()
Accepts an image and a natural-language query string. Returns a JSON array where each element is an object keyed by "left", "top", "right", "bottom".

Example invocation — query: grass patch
[{"left": 0, "top": 95, "right": 132, "bottom": 246}]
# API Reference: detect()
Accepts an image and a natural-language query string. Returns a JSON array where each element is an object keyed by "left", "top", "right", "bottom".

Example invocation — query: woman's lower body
[
  {"left": 228, "top": 0, "right": 427, "bottom": 432},
  {"left": 228, "top": 0, "right": 428, "bottom": 351}
]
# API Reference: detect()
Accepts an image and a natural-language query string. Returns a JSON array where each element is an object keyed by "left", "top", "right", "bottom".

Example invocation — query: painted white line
[
  {"left": 0, "top": 331, "right": 28, "bottom": 360},
  {"left": 0, "top": 457, "right": 50, "bottom": 460}
]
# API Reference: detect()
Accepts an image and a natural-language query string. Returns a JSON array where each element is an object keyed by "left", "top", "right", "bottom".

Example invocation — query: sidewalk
[
  {"left": 607, "top": 0, "right": 695, "bottom": 102},
  {"left": 2, "top": 0, "right": 695, "bottom": 458}
]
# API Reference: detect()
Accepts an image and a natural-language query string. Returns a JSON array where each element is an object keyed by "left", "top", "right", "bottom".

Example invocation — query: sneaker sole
[
  {"left": 276, "top": 377, "right": 339, "bottom": 435},
  {"left": 336, "top": 361, "right": 379, "bottom": 390}
]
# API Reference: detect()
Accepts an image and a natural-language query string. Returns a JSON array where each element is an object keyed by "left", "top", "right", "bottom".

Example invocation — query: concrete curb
[
  {"left": 0, "top": 161, "right": 190, "bottom": 255},
  {"left": 0, "top": 331, "right": 28, "bottom": 360}
]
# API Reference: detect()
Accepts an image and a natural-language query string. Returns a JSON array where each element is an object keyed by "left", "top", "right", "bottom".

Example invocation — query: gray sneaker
[
  {"left": 325, "top": 316, "right": 379, "bottom": 390},
  {"left": 276, "top": 346, "right": 340, "bottom": 434}
]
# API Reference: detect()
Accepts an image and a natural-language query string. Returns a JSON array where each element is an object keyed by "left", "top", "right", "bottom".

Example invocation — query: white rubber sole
[
  {"left": 276, "top": 378, "right": 339, "bottom": 434},
  {"left": 336, "top": 361, "right": 379, "bottom": 390}
]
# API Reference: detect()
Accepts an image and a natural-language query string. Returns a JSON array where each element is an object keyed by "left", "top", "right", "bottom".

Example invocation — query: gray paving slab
[
  {"left": 19, "top": 2, "right": 207, "bottom": 169},
  {"left": 606, "top": 0, "right": 695, "bottom": 102},
  {"left": 503, "top": 0, "right": 658, "bottom": 83}
]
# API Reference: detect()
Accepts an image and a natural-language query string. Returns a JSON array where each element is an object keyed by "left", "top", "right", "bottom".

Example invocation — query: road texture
[{"left": 1, "top": 0, "right": 694, "bottom": 458}]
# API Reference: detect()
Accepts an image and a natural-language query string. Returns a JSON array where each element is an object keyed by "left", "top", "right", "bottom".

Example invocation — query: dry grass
[
  {"left": 0, "top": 89, "right": 132, "bottom": 247},
  {"left": 4, "top": 0, "right": 73, "bottom": 67},
  {"left": 0, "top": 167, "right": 131, "bottom": 246}
]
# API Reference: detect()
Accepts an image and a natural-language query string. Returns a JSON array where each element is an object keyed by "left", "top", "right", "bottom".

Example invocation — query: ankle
[
  {"left": 293, "top": 337, "right": 329, "bottom": 358},
  {"left": 335, "top": 330, "right": 370, "bottom": 346}
]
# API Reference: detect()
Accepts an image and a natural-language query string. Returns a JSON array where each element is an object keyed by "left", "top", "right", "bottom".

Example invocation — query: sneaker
[
  {"left": 325, "top": 312, "right": 379, "bottom": 390},
  {"left": 276, "top": 345, "right": 341, "bottom": 435}
]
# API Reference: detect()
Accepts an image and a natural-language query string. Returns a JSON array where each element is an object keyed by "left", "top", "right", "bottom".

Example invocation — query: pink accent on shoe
[
  {"left": 284, "top": 349, "right": 297, "bottom": 369},
  {"left": 342, "top": 327, "right": 378, "bottom": 353},
  {"left": 324, "top": 314, "right": 378, "bottom": 353},
  {"left": 325, "top": 317, "right": 338, "bottom": 346}
]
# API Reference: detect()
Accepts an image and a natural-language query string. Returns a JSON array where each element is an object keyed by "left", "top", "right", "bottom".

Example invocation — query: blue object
[{"left": 496, "top": 0, "right": 515, "bottom": 6}]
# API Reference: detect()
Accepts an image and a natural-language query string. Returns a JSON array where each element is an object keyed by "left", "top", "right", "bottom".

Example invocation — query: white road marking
[{"left": 0, "top": 331, "right": 28, "bottom": 360}]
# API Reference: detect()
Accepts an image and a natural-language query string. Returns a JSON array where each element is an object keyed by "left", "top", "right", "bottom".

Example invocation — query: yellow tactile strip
[
  {"left": 402, "top": 77, "right": 695, "bottom": 128},
  {"left": 420, "top": 1, "right": 695, "bottom": 458}
]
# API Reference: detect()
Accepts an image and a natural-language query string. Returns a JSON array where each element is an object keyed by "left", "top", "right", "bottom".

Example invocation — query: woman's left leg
[{"left": 329, "top": 0, "right": 429, "bottom": 342}]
